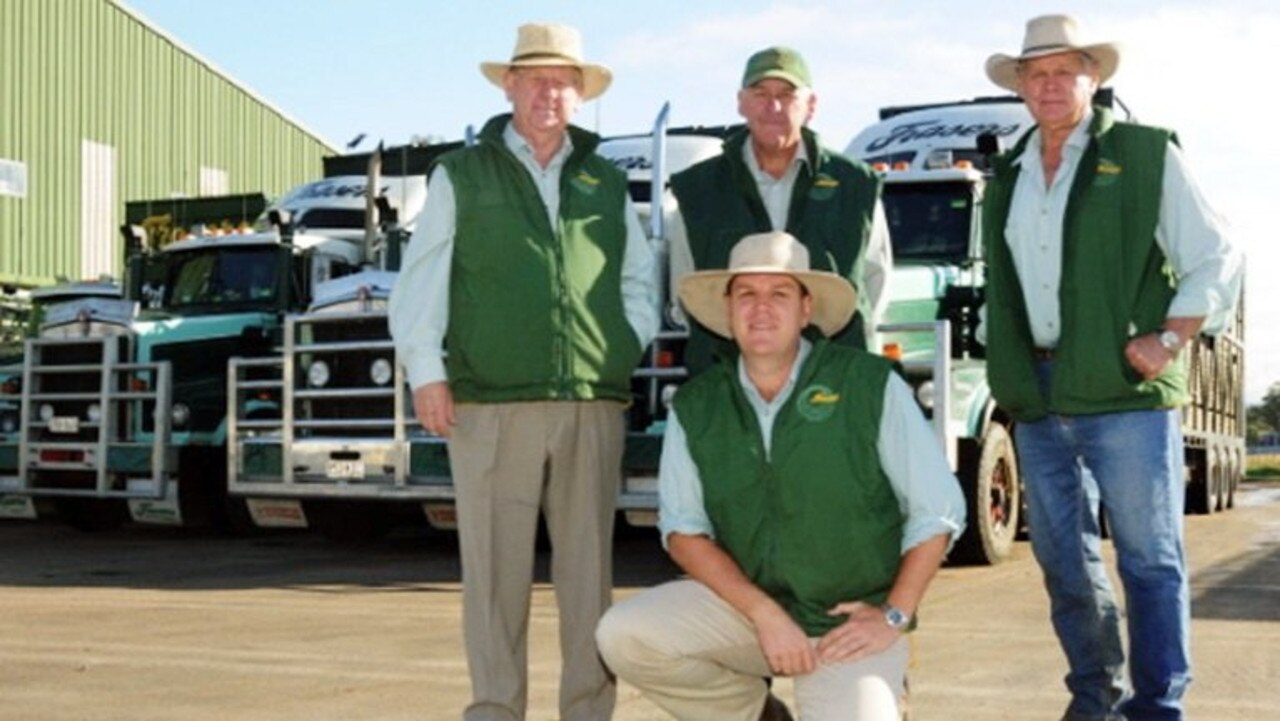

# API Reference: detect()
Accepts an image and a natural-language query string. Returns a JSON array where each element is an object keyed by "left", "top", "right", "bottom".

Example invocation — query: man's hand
[
  {"left": 1124, "top": 333, "right": 1176, "bottom": 381},
  {"left": 750, "top": 602, "right": 817, "bottom": 677},
  {"left": 412, "top": 382, "right": 455, "bottom": 437},
  {"left": 815, "top": 601, "right": 902, "bottom": 664}
]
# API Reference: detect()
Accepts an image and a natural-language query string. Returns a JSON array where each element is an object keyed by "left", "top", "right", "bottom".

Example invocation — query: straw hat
[
  {"left": 678, "top": 231, "right": 856, "bottom": 340},
  {"left": 985, "top": 15, "right": 1120, "bottom": 92},
  {"left": 480, "top": 22, "right": 612, "bottom": 100}
]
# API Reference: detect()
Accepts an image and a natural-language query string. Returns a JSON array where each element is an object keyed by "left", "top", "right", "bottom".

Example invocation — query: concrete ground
[{"left": 0, "top": 484, "right": 1276, "bottom": 721}]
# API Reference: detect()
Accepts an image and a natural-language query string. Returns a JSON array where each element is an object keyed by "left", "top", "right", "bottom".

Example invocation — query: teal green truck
[{"left": 0, "top": 192, "right": 372, "bottom": 530}]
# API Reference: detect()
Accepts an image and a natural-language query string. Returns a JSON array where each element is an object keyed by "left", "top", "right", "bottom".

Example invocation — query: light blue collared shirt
[
  {"left": 389, "top": 121, "right": 660, "bottom": 389},
  {"left": 657, "top": 338, "right": 966, "bottom": 555},
  {"left": 1002, "top": 108, "right": 1243, "bottom": 347}
]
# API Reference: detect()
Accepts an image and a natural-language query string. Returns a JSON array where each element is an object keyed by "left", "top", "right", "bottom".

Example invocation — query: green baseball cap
[{"left": 741, "top": 46, "right": 811, "bottom": 89}]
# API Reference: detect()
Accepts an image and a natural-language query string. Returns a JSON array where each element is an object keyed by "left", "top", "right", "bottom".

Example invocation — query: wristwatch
[
  {"left": 1157, "top": 329, "right": 1183, "bottom": 354},
  {"left": 881, "top": 604, "right": 911, "bottom": 631}
]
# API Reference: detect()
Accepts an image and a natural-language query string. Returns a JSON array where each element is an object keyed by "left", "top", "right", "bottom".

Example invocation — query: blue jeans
[{"left": 1016, "top": 384, "right": 1191, "bottom": 720}]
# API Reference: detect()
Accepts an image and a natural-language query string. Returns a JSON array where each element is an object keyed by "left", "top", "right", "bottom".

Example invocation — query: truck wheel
[
  {"left": 1225, "top": 458, "right": 1238, "bottom": 509},
  {"left": 54, "top": 497, "right": 130, "bottom": 532},
  {"left": 1185, "top": 452, "right": 1213, "bottom": 515},
  {"left": 952, "top": 423, "right": 1020, "bottom": 565},
  {"left": 303, "top": 500, "right": 392, "bottom": 543}
]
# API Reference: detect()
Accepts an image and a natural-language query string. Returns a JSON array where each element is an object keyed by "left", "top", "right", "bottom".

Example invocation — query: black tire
[
  {"left": 951, "top": 422, "right": 1020, "bottom": 565},
  {"left": 1185, "top": 452, "right": 1213, "bottom": 515},
  {"left": 54, "top": 497, "right": 130, "bottom": 532},
  {"left": 303, "top": 499, "right": 393, "bottom": 543},
  {"left": 1225, "top": 458, "right": 1238, "bottom": 510}
]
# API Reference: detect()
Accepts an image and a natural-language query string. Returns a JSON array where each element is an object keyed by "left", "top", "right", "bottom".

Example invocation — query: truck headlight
[
  {"left": 915, "top": 380, "right": 936, "bottom": 411},
  {"left": 86, "top": 404, "right": 102, "bottom": 423},
  {"left": 369, "top": 358, "right": 393, "bottom": 386},
  {"left": 171, "top": 403, "right": 190, "bottom": 427},
  {"left": 307, "top": 360, "right": 330, "bottom": 388},
  {"left": 39, "top": 403, "right": 55, "bottom": 421}
]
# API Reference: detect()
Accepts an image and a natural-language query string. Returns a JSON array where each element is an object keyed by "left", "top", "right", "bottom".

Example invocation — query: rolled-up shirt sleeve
[
  {"left": 656, "top": 407, "right": 715, "bottom": 549},
  {"left": 1156, "top": 143, "right": 1243, "bottom": 335},
  {"left": 388, "top": 167, "right": 455, "bottom": 390},
  {"left": 877, "top": 373, "right": 967, "bottom": 553}
]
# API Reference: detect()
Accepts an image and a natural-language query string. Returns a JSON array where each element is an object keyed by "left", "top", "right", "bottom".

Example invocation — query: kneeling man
[{"left": 596, "top": 231, "right": 965, "bottom": 721}]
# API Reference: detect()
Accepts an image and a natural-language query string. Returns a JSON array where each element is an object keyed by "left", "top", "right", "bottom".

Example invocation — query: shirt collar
[
  {"left": 1015, "top": 106, "right": 1095, "bottom": 168},
  {"left": 743, "top": 138, "right": 809, "bottom": 182},
  {"left": 503, "top": 120, "right": 574, "bottom": 166},
  {"left": 736, "top": 337, "right": 812, "bottom": 408}
]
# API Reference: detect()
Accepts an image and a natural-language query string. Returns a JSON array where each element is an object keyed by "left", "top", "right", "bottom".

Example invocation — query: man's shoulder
[
  {"left": 435, "top": 141, "right": 496, "bottom": 174},
  {"left": 671, "top": 152, "right": 731, "bottom": 186},
  {"left": 818, "top": 341, "right": 891, "bottom": 367},
  {"left": 813, "top": 147, "right": 878, "bottom": 184},
  {"left": 1107, "top": 119, "right": 1176, "bottom": 148},
  {"left": 672, "top": 362, "right": 736, "bottom": 405}
]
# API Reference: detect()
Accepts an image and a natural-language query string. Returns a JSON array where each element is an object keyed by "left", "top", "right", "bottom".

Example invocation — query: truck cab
[{"left": 0, "top": 189, "right": 368, "bottom": 530}]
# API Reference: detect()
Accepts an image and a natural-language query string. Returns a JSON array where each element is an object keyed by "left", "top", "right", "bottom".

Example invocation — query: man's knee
[{"left": 595, "top": 600, "right": 658, "bottom": 675}]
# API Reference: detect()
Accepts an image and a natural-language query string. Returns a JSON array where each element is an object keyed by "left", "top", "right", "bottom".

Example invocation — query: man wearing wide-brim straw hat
[
  {"left": 389, "top": 21, "right": 659, "bottom": 721},
  {"left": 597, "top": 231, "right": 964, "bottom": 721},
  {"left": 978, "top": 14, "right": 1242, "bottom": 721}
]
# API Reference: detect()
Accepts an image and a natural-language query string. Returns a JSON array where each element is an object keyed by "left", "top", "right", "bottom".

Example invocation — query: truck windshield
[
  {"left": 882, "top": 181, "right": 973, "bottom": 264},
  {"left": 162, "top": 247, "right": 279, "bottom": 311}
]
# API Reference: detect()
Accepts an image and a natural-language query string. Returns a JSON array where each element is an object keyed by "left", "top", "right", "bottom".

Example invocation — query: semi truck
[
  {"left": 226, "top": 142, "right": 461, "bottom": 540},
  {"left": 0, "top": 188, "right": 375, "bottom": 530},
  {"left": 0, "top": 279, "right": 124, "bottom": 521}
]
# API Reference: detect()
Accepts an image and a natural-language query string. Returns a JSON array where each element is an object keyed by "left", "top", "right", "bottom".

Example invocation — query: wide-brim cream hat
[
  {"left": 480, "top": 22, "right": 612, "bottom": 101},
  {"left": 985, "top": 14, "right": 1120, "bottom": 92},
  {"left": 678, "top": 231, "right": 857, "bottom": 340}
]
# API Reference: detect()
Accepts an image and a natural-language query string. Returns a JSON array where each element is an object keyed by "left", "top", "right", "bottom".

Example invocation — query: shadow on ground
[{"left": 0, "top": 516, "right": 681, "bottom": 593}]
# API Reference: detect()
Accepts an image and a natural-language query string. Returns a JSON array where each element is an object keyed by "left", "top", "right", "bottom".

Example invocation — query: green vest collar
[
  {"left": 995, "top": 105, "right": 1116, "bottom": 174},
  {"left": 476, "top": 113, "right": 602, "bottom": 166}
]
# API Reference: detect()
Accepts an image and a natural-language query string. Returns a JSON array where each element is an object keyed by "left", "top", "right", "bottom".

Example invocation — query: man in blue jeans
[{"left": 980, "top": 15, "right": 1242, "bottom": 721}]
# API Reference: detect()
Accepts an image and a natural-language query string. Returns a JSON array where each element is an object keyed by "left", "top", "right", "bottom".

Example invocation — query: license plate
[
  {"left": 49, "top": 416, "right": 80, "bottom": 434},
  {"left": 325, "top": 459, "right": 365, "bottom": 479}
]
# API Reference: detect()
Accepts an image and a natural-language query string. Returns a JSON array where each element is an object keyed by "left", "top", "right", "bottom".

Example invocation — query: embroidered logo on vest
[
  {"left": 796, "top": 383, "right": 840, "bottom": 421},
  {"left": 1094, "top": 158, "right": 1122, "bottom": 187},
  {"left": 570, "top": 170, "right": 601, "bottom": 195},
  {"left": 808, "top": 174, "right": 840, "bottom": 201}
]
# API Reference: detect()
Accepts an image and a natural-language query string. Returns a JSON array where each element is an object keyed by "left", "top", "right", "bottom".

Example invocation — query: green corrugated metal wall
[{"left": 0, "top": 0, "right": 337, "bottom": 288}]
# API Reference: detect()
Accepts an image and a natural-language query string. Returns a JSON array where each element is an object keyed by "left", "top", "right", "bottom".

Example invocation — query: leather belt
[{"left": 1033, "top": 347, "right": 1055, "bottom": 360}]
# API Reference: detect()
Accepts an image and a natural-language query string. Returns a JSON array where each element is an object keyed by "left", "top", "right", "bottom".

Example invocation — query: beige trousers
[
  {"left": 596, "top": 579, "right": 908, "bottom": 721},
  {"left": 450, "top": 401, "right": 625, "bottom": 721}
]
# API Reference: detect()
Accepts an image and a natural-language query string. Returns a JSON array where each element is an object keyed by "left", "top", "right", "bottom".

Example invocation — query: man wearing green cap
[{"left": 667, "top": 46, "right": 891, "bottom": 374}]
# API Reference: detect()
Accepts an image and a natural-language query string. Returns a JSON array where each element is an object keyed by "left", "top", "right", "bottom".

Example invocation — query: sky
[{"left": 121, "top": 0, "right": 1280, "bottom": 402}]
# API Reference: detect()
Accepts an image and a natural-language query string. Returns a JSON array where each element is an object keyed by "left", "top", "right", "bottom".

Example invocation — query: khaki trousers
[
  {"left": 596, "top": 579, "right": 908, "bottom": 721},
  {"left": 449, "top": 401, "right": 623, "bottom": 721}
]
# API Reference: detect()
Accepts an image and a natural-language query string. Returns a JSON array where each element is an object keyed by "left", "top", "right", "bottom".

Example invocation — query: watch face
[{"left": 884, "top": 606, "right": 909, "bottom": 628}]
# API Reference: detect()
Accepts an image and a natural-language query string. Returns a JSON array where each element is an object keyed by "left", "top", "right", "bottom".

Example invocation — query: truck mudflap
[
  {"left": 227, "top": 311, "right": 452, "bottom": 522},
  {"left": 0, "top": 335, "right": 173, "bottom": 501}
]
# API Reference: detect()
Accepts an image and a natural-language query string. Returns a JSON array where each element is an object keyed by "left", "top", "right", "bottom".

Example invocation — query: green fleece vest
[
  {"left": 673, "top": 341, "right": 902, "bottom": 636},
  {"left": 983, "top": 107, "right": 1184, "bottom": 422},
  {"left": 440, "top": 115, "right": 641, "bottom": 403},
  {"left": 671, "top": 128, "right": 881, "bottom": 372}
]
